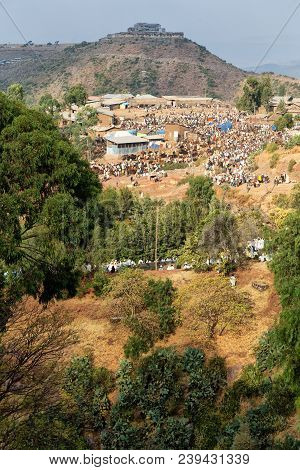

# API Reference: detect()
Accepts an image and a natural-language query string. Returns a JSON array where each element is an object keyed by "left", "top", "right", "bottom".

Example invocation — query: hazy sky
[{"left": 0, "top": 0, "right": 299, "bottom": 68}]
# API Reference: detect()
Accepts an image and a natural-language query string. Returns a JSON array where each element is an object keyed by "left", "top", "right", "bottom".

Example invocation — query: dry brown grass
[{"left": 54, "top": 262, "right": 280, "bottom": 382}]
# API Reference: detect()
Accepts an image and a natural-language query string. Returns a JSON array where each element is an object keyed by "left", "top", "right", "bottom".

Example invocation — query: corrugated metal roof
[
  {"left": 106, "top": 135, "right": 149, "bottom": 145},
  {"left": 162, "top": 96, "right": 215, "bottom": 101},
  {"left": 102, "top": 99, "right": 128, "bottom": 106},
  {"left": 146, "top": 134, "right": 165, "bottom": 140},
  {"left": 103, "top": 94, "right": 134, "bottom": 100},
  {"left": 96, "top": 108, "right": 115, "bottom": 117}
]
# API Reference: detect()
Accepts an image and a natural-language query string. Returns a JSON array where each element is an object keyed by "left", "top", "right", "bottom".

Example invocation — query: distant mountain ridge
[{"left": 246, "top": 62, "right": 300, "bottom": 79}]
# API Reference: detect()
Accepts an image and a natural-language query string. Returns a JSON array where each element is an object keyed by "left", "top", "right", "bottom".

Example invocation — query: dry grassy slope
[
  {"left": 0, "top": 36, "right": 247, "bottom": 101},
  {"left": 221, "top": 145, "right": 300, "bottom": 214},
  {"left": 62, "top": 263, "right": 279, "bottom": 381}
]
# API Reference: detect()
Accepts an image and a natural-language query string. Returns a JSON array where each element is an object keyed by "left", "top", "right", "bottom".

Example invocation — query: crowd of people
[
  {"left": 274, "top": 173, "right": 290, "bottom": 185},
  {"left": 204, "top": 120, "right": 282, "bottom": 188},
  {"left": 90, "top": 105, "right": 288, "bottom": 188},
  {"left": 90, "top": 148, "right": 198, "bottom": 181}
]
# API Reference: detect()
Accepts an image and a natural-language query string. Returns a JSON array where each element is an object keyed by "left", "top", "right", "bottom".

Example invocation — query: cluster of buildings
[
  {"left": 59, "top": 84, "right": 300, "bottom": 158},
  {"left": 269, "top": 95, "right": 300, "bottom": 115},
  {"left": 60, "top": 93, "right": 219, "bottom": 156},
  {"left": 105, "top": 125, "right": 189, "bottom": 156},
  {"left": 106, "top": 23, "right": 184, "bottom": 39},
  {"left": 86, "top": 94, "right": 218, "bottom": 111}
]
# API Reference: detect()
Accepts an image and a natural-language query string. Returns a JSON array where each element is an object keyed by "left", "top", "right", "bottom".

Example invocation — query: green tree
[
  {"left": 0, "top": 92, "right": 101, "bottom": 326},
  {"left": 6, "top": 83, "right": 24, "bottom": 102},
  {"left": 274, "top": 113, "right": 294, "bottom": 131},
  {"left": 176, "top": 276, "right": 252, "bottom": 340},
  {"left": 62, "top": 105, "right": 98, "bottom": 158},
  {"left": 260, "top": 76, "right": 273, "bottom": 111},
  {"left": 277, "top": 99, "right": 287, "bottom": 114},
  {"left": 187, "top": 176, "right": 214, "bottom": 207},
  {"left": 64, "top": 356, "right": 114, "bottom": 433},
  {"left": 39, "top": 93, "right": 61, "bottom": 116},
  {"left": 200, "top": 210, "right": 242, "bottom": 264},
  {"left": 278, "top": 83, "right": 286, "bottom": 97},
  {"left": 237, "top": 77, "right": 262, "bottom": 113},
  {"left": 107, "top": 271, "right": 179, "bottom": 358},
  {"left": 64, "top": 84, "right": 87, "bottom": 106}
]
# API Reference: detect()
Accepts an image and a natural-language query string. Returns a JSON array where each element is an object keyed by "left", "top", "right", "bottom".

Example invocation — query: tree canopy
[
  {"left": 63, "top": 84, "right": 88, "bottom": 107},
  {"left": 237, "top": 76, "right": 273, "bottom": 113},
  {"left": 0, "top": 92, "right": 101, "bottom": 327},
  {"left": 6, "top": 83, "right": 24, "bottom": 102}
]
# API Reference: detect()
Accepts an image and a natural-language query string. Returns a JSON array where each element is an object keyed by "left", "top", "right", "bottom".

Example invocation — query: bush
[
  {"left": 144, "top": 279, "right": 180, "bottom": 338},
  {"left": 285, "top": 135, "right": 300, "bottom": 149},
  {"left": 255, "top": 329, "right": 285, "bottom": 371},
  {"left": 246, "top": 404, "right": 285, "bottom": 449},
  {"left": 93, "top": 271, "right": 111, "bottom": 297},
  {"left": 183, "top": 347, "right": 205, "bottom": 374},
  {"left": 269, "top": 153, "right": 280, "bottom": 168},
  {"left": 265, "top": 378, "right": 295, "bottom": 417},
  {"left": 272, "top": 193, "right": 290, "bottom": 209},
  {"left": 221, "top": 381, "right": 247, "bottom": 419},
  {"left": 187, "top": 176, "right": 214, "bottom": 207},
  {"left": 124, "top": 336, "right": 150, "bottom": 360},
  {"left": 273, "top": 435, "right": 300, "bottom": 450},
  {"left": 161, "top": 162, "right": 189, "bottom": 171},
  {"left": 274, "top": 113, "right": 294, "bottom": 132},
  {"left": 288, "top": 159, "right": 297, "bottom": 173},
  {"left": 239, "top": 365, "right": 268, "bottom": 397},
  {"left": 266, "top": 142, "right": 278, "bottom": 153}
]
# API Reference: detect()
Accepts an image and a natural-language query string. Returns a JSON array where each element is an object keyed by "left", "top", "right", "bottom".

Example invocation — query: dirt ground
[
  {"left": 62, "top": 262, "right": 279, "bottom": 381},
  {"left": 102, "top": 145, "right": 300, "bottom": 208},
  {"left": 102, "top": 165, "right": 204, "bottom": 202},
  {"left": 219, "top": 147, "right": 300, "bottom": 214}
]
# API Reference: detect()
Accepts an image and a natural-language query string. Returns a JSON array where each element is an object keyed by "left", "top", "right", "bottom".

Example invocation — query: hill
[{"left": 0, "top": 36, "right": 248, "bottom": 101}]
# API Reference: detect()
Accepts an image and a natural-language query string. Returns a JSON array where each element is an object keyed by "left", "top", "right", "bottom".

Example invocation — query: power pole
[{"left": 155, "top": 205, "right": 159, "bottom": 271}]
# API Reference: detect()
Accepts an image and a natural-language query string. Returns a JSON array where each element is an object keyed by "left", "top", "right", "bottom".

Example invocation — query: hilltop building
[
  {"left": 107, "top": 23, "right": 184, "bottom": 39},
  {"left": 128, "top": 23, "right": 166, "bottom": 34}
]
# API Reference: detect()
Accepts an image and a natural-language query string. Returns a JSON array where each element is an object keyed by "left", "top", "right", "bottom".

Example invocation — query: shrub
[
  {"left": 124, "top": 336, "right": 150, "bottom": 360},
  {"left": 269, "top": 153, "right": 280, "bottom": 168},
  {"left": 266, "top": 142, "right": 278, "bottom": 153},
  {"left": 183, "top": 347, "right": 205, "bottom": 374},
  {"left": 265, "top": 378, "right": 295, "bottom": 417},
  {"left": 246, "top": 404, "right": 285, "bottom": 449},
  {"left": 161, "top": 162, "right": 189, "bottom": 171},
  {"left": 285, "top": 135, "right": 300, "bottom": 149},
  {"left": 273, "top": 436, "right": 300, "bottom": 450},
  {"left": 288, "top": 159, "right": 297, "bottom": 173},
  {"left": 239, "top": 365, "right": 267, "bottom": 397},
  {"left": 231, "top": 422, "right": 257, "bottom": 450},
  {"left": 272, "top": 193, "right": 290, "bottom": 209},
  {"left": 255, "top": 329, "right": 286, "bottom": 371},
  {"left": 93, "top": 271, "right": 111, "bottom": 297},
  {"left": 221, "top": 380, "right": 247, "bottom": 419},
  {"left": 144, "top": 279, "right": 180, "bottom": 338},
  {"left": 274, "top": 113, "right": 294, "bottom": 131}
]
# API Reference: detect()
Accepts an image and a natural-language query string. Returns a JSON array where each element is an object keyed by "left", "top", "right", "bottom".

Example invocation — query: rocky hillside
[{"left": 0, "top": 36, "right": 248, "bottom": 101}]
